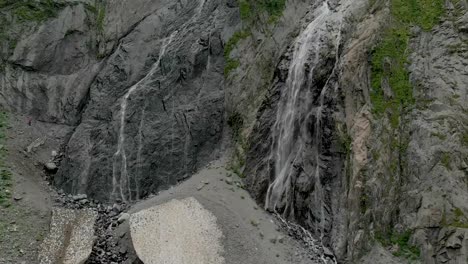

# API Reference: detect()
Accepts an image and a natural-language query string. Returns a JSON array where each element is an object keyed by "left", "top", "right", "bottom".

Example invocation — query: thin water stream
[{"left": 111, "top": 0, "right": 206, "bottom": 202}]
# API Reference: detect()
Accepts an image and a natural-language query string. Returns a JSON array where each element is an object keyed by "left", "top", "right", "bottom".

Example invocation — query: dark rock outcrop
[{"left": 0, "top": 0, "right": 238, "bottom": 202}]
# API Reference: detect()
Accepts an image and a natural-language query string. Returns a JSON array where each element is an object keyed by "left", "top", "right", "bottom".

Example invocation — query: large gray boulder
[
  {"left": 129, "top": 197, "right": 224, "bottom": 264},
  {"left": 38, "top": 208, "right": 97, "bottom": 264}
]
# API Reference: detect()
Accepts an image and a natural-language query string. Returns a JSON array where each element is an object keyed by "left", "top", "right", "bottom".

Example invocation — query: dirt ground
[
  {"left": 0, "top": 113, "right": 72, "bottom": 264},
  {"left": 128, "top": 158, "right": 320, "bottom": 264},
  {"left": 0, "top": 113, "right": 323, "bottom": 264}
]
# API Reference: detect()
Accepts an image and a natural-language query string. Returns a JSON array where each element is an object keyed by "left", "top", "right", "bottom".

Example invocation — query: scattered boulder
[
  {"left": 26, "top": 138, "right": 45, "bottom": 153},
  {"left": 73, "top": 194, "right": 88, "bottom": 201},
  {"left": 117, "top": 213, "right": 130, "bottom": 224},
  {"left": 44, "top": 162, "right": 58, "bottom": 173},
  {"left": 38, "top": 208, "right": 97, "bottom": 264}
]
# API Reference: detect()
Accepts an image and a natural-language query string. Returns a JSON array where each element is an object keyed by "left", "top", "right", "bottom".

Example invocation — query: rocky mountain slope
[{"left": 0, "top": 0, "right": 467, "bottom": 263}]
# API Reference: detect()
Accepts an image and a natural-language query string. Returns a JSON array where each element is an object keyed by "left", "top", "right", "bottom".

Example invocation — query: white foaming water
[
  {"left": 265, "top": 0, "right": 331, "bottom": 212},
  {"left": 111, "top": 0, "right": 206, "bottom": 202},
  {"left": 265, "top": 0, "right": 349, "bottom": 244}
]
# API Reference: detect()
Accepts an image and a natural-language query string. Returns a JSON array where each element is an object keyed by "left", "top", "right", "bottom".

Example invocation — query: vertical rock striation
[{"left": 54, "top": 0, "right": 238, "bottom": 201}]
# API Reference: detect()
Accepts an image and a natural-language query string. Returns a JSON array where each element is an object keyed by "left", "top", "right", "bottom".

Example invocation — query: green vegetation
[
  {"left": 440, "top": 152, "right": 451, "bottom": 170},
  {"left": 1, "top": 0, "right": 65, "bottom": 22},
  {"left": 238, "top": 0, "right": 286, "bottom": 23},
  {"left": 391, "top": 0, "right": 444, "bottom": 30},
  {"left": 0, "top": 0, "right": 68, "bottom": 70},
  {"left": 84, "top": 1, "right": 105, "bottom": 32},
  {"left": 96, "top": 2, "right": 105, "bottom": 32},
  {"left": 461, "top": 131, "right": 468, "bottom": 147},
  {"left": 224, "top": 0, "right": 287, "bottom": 75},
  {"left": 224, "top": 30, "right": 250, "bottom": 60},
  {"left": 227, "top": 112, "right": 248, "bottom": 177},
  {"left": 0, "top": 112, "right": 11, "bottom": 207},
  {"left": 370, "top": 26, "right": 414, "bottom": 120},
  {"left": 227, "top": 112, "right": 244, "bottom": 138},
  {"left": 337, "top": 124, "right": 352, "bottom": 155},
  {"left": 442, "top": 207, "right": 468, "bottom": 228},
  {"left": 431, "top": 132, "right": 447, "bottom": 140},
  {"left": 370, "top": 0, "right": 446, "bottom": 121},
  {"left": 376, "top": 230, "right": 421, "bottom": 261},
  {"left": 224, "top": 58, "right": 240, "bottom": 76},
  {"left": 223, "top": 30, "right": 249, "bottom": 76},
  {"left": 239, "top": 0, "right": 251, "bottom": 20},
  {"left": 452, "top": 207, "right": 468, "bottom": 228}
]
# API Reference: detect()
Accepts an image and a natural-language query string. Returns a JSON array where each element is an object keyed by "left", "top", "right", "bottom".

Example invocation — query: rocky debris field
[{"left": 52, "top": 191, "right": 139, "bottom": 264}]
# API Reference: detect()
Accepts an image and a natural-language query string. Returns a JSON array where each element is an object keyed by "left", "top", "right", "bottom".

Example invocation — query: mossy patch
[
  {"left": 237, "top": 0, "right": 286, "bottom": 23},
  {"left": 461, "top": 131, "right": 468, "bottom": 147},
  {"left": 1, "top": 0, "right": 65, "bottom": 22},
  {"left": 0, "top": 0, "right": 68, "bottom": 70},
  {"left": 224, "top": 30, "right": 250, "bottom": 76},
  {"left": 224, "top": 0, "right": 287, "bottom": 75},
  {"left": 227, "top": 112, "right": 244, "bottom": 138},
  {"left": 431, "top": 132, "right": 447, "bottom": 140},
  {"left": 440, "top": 152, "right": 451, "bottom": 170},
  {"left": 370, "top": 0, "right": 446, "bottom": 120},
  {"left": 376, "top": 230, "right": 421, "bottom": 261}
]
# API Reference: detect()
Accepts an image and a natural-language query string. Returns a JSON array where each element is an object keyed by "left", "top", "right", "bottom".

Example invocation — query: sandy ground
[
  {"left": 0, "top": 113, "right": 72, "bottom": 264},
  {"left": 130, "top": 197, "right": 225, "bottom": 264},
  {"left": 128, "top": 159, "right": 318, "bottom": 264}
]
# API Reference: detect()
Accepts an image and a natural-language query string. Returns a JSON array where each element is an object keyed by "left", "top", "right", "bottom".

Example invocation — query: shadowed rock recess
[{"left": 1, "top": 0, "right": 468, "bottom": 263}]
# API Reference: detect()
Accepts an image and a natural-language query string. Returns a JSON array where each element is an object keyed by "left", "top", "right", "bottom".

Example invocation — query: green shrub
[{"left": 376, "top": 230, "right": 420, "bottom": 260}]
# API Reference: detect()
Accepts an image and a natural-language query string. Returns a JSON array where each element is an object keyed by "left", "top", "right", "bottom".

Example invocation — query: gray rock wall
[
  {"left": 1, "top": 0, "right": 467, "bottom": 263},
  {"left": 0, "top": 0, "right": 238, "bottom": 202},
  {"left": 239, "top": 0, "right": 468, "bottom": 262},
  {"left": 57, "top": 0, "right": 238, "bottom": 202}
]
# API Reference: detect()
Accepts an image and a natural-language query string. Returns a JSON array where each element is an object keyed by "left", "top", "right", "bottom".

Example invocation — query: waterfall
[
  {"left": 111, "top": 0, "right": 206, "bottom": 202},
  {"left": 265, "top": 0, "right": 349, "bottom": 243},
  {"left": 265, "top": 0, "right": 331, "bottom": 213}
]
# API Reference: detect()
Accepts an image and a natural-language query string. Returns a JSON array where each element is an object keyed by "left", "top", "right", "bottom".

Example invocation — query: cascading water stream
[
  {"left": 111, "top": 0, "right": 206, "bottom": 202},
  {"left": 265, "top": 0, "right": 331, "bottom": 213},
  {"left": 265, "top": 0, "right": 350, "bottom": 249}
]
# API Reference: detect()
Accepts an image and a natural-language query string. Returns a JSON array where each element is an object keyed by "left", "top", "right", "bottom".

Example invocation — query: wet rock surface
[{"left": 55, "top": 0, "right": 238, "bottom": 202}]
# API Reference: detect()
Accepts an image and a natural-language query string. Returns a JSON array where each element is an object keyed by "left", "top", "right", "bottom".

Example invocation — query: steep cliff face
[
  {"left": 235, "top": 0, "right": 468, "bottom": 263},
  {"left": 1, "top": 0, "right": 239, "bottom": 202},
  {"left": 0, "top": 0, "right": 102, "bottom": 124},
  {"left": 1, "top": 0, "right": 468, "bottom": 263},
  {"left": 57, "top": 0, "right": 239, "bottom": 202}
]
